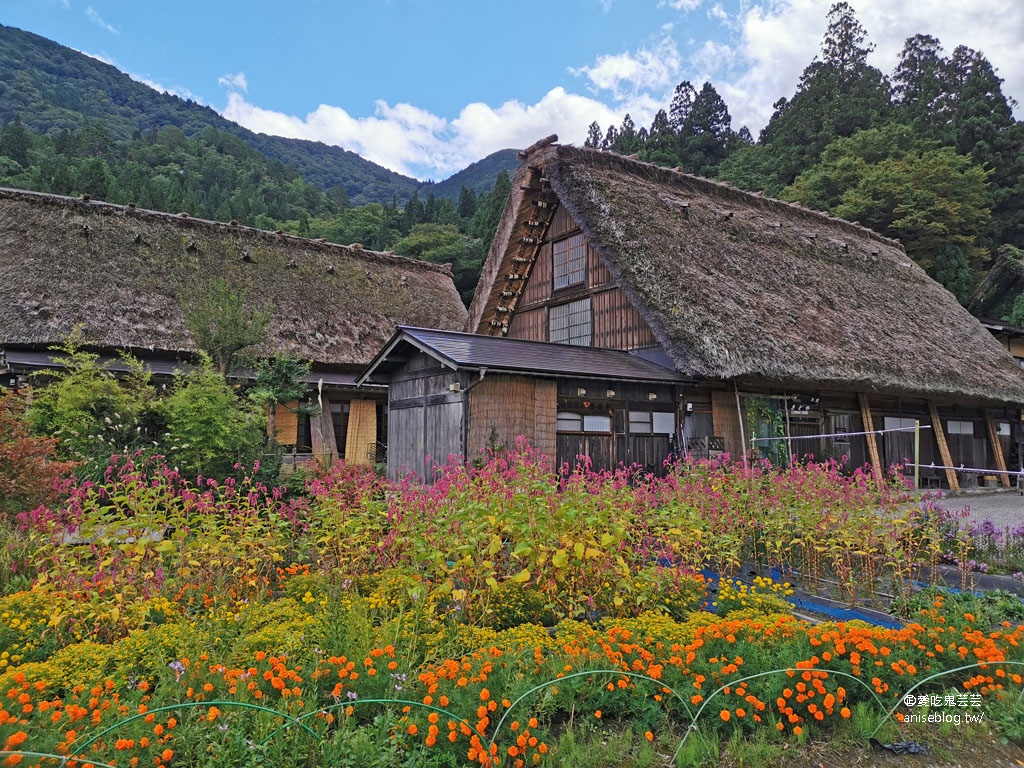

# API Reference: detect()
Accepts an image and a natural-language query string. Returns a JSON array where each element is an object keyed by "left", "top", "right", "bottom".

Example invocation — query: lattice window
[
  {"left": 549, "top": 298, "right": 591, "bottom": 346},
  {"left": 553, "top": 233, "right": 586, "bottom": 290}
]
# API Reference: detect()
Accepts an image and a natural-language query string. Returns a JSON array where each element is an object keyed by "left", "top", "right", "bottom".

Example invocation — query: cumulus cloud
[
  {"left": 219, "top": 0, "right": 1022, "bottom": 180},
  {"left": 221, "top": 86, "right": 644, "bottom": 180},
  {"left": 218, "top": 72, "right": 248, "bottom": 92},
  {"left": 85, "top": 6, "right": 118, "bottom": 35},
  {"left": 571, "top": 33, "right": 681, "bottom": 101},
  {"left": 719, "top": 0, "right": 1023, "bottom": 134}
]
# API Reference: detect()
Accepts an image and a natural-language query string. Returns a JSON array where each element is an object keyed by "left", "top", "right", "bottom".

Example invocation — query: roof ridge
[
  {"left": 0, "top": 185, "right": 453, "bottom": 276},
  {"left": 548, "top": 144, "right": 902, "bottom": 250}
]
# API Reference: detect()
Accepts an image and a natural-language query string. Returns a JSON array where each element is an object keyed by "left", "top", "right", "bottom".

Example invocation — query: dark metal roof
[
  {"left": 358, "top": 326, "right": 688, "bottom": 385},
  {"left": 2, "top": 348, "right": 382, "bottom": 389}
]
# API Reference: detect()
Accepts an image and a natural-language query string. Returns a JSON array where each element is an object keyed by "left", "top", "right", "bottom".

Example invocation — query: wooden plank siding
[
  {"left": 507, "top": 307, "right": 548, "bottom": 341},
  {"left": 549, "top": 203, "right": 577, "bottom": 239},
  {"left": 592, "top": 288, "right": 658, "bottom": 350},
  {"left": 520, "top": 242, "right": 552, "bottom": 305},
  {"left": 586, "top": 241, "right": 613, "bottom": 289},
  {"left": 386, "top": 355, "right": 465, "bottom": 479}
]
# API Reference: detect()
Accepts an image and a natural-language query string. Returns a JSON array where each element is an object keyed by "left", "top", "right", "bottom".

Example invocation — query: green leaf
[
  {"left": 552, "top": 550, "right": 569, "bottom": 568},
  {"left": 512, "top": 542, "right": 533, "bottom": 558},
  {"left": 488, "top": 535, "right": 502, "bottom": 556},
  {"left": 510, "top": 568, "right": 531, "bottom": 583}
]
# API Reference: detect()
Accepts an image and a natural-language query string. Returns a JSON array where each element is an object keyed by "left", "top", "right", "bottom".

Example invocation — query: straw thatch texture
[
  {"left": 474, "top": 144, "right": 1024, "bottom": 404},
  {"left": 0, "top": 188, "right": 467, "bottom": 365}
]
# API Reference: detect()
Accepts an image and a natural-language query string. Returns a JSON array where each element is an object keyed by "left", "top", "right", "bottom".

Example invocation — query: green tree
[
  {"left": 584, "top": 121, "right": 603, "bottom": 149},
  {"left": 784, "top": 124, "right": 992, "bottom": 299},
  {"left": 160, "top": 355, "right": 265, "bottom": 479},
  {"left": 180, "top": 278, "right": 272, "bottom": 375},
  {"left": 0, "top": 115, "right": 32, "bottom": 167},
  {"left": 639, "top": 109, "right": 677, "bottom": 167},
  {"left": 394, "top": 223, "right": 480, "bottom": 304},
  {"left": 677, "top": 82, "right": 735, "bottom": 177},
  {"left": 249, "top": 356, "right": 314, "bottom": 449},
  {"left": 759, "top": 2, "right": 892, "bottom": 187},
  {"left": 892, "top": 34, "right": 949, "bottom": 139},
  {"left": 26, "top": 332, "right": 155, "bottom": 480}
]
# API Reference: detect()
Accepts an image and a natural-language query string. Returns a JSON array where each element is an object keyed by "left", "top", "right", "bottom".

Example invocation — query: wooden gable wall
[{"left": 506, "top": 203, "right": 658, "bottom": 351}]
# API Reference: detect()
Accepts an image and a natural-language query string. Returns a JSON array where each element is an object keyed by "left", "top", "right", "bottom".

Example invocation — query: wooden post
[
  {"left": 984, "top": 412, "right": 1011, "bottom": 488},
  {"left": 858, "top": 393, "right": 884, "bottom": 486},
  {"left": 913, "top": 420, "right": 920, "bottom": 491},
  {"left": 928, "top": 402, "right": 960, "bottom": 492},
  {"left": 735, "top": 384, "right": 748, "bottom": 470}
]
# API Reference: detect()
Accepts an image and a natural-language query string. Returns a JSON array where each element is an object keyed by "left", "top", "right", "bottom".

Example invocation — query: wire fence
[{"left": 3, "top": 661, "right": 1021, "bottom": 767}]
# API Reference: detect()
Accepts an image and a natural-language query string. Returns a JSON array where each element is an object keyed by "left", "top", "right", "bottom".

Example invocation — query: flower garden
[{"left": 2, "top": 422, "right": 1024, "bottom": 765}]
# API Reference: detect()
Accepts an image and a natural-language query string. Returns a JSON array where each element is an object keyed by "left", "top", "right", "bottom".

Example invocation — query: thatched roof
[
  {"left": 968, "top": 245, "right": 1024, "bottom": 322},
  {"left": 469, "top": 142, "right": 1024, "bottom": 404},
  {"left": 0, "top": 188, "right": 467, "bottom": 367}
]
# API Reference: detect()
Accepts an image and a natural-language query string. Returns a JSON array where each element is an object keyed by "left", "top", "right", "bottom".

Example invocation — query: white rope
[
  {"left": 750, "top": 425, "right": 932, "bottom": 443},
  {"left": 901, "top": 462, "right": 1024, "bottom": 477}
]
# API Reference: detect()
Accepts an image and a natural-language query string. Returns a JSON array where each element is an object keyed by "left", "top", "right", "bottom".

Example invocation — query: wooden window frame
[
  {"left": 556, "top": 411, "right": 611, "bottom": 434},
  {"left": 552, "top": 232, "right": 586, "bottom": 290},
  {"left": 549, "top": 297, "right": 592, "bottom": 346}
]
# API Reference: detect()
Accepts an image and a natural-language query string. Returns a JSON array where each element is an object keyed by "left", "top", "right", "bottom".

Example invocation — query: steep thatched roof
[
  {"left": 0, "top": 188, "right": 467, "bottom": 367},
  {"left": 968, "top": 245, "right": 1024, "bottom": 322},
  {"left": 470, "top": 142, "right": 1024, "bottom": 404}
]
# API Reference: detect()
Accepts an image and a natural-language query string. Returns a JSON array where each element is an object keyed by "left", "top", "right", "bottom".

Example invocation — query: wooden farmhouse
[
  {"left": 361, "top": 137, "right": 1024, "bottom": 488},
  {"left": 0, "top": 187, "right": 468, "bottom": 466}
]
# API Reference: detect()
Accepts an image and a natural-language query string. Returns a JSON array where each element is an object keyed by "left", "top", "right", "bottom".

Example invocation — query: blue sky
[{"left": 4, "top": 0, "right": 1022, "bottom": 180}]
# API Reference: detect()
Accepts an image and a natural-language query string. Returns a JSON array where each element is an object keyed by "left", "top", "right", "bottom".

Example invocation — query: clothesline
[
  {"left": 750, "top": 425, "right": 933, "bottom": 443},
  {"left": 900, "top": 462, "right": 1023, "bottom": 477}
]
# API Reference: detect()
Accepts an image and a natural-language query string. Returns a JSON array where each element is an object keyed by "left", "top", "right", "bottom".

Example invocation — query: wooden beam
[
  {"left": 985, "top": 412, "right": 1011, "bottom": 488},
  {"left": 928, "top": 402, "right": 960, "bottom": 492},
  {"left": 858, "top": 393, "right": 884, "bottom": 486}
]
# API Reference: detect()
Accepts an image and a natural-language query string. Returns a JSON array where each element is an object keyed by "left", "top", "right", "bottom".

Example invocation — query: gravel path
[{"left": 932, "top": 489, "right": 1024, "bottom": 531}]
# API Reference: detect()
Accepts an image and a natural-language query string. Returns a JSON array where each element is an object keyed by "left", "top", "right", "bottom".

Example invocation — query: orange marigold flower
[
  {"left": 594, "top": 710, "right": 602, "bottom": 719},
  {"left": 161, "top": 749, "right": 174, "bottom": 761},
  {"left": 408, "top": 724, "right": 418, "bottom": 736},
  {"left": 720, "top": 709, "right": 730, "bottom": 722},
  {"left": 645, "top": 731, "right": 654, "bottom": 742},
  {"left": 4, "top": 731, "right": 28, "bottom": 748},
  {"left": 480, "top": 688, "right": 490, "bottom": 701}
]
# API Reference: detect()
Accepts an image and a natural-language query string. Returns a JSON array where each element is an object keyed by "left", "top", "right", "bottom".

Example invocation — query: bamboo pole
[
  {"left": 857, "top": 393, "right": 884, "bottom": 486},
  {"left": 984, "top": 412, "right": 1012, "bottom": 488},
  {"left": 928, "top": 402, "right": 959, "bottom": 492}
]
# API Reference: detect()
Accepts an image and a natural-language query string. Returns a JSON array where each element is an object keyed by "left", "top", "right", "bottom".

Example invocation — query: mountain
[
  {"left": 422, "top": 149, "right": 520, "bottom": 199},
  {"left": 0, "top": 24, "right": 424, "bottom": 205}
]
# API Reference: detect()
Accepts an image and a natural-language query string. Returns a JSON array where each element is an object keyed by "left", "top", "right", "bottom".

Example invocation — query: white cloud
[
  {"left": 719, "top": 0, "right": 1024, "bottom": 135},
  {"left": 133, "top": 76, "right": 202, "bottom": 103},
  {"left": 571, "top": 33, "right": 681, "bottom": 101},
  {"left": 76, "top": 48, "right": 202, "bottom": 102},
  {"left": 85, "top": 6, "right": 118, "bottom": 35},
  {"left": 218, "top": 72, "right": 248, "bottom": 93},
  {"left": 218, "top": 0, "right": 1023, "bottom": 181},
  {"left": 221, "top": 86, "right": 646, "bottom": 180},
  {"left": 659, "top": 0, "right": 703, "bottom": 10}
]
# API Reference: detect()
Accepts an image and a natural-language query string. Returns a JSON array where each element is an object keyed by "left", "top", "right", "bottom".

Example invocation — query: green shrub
[{"left": 160, "top": 355, "right": 265, "bottom": 479}]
